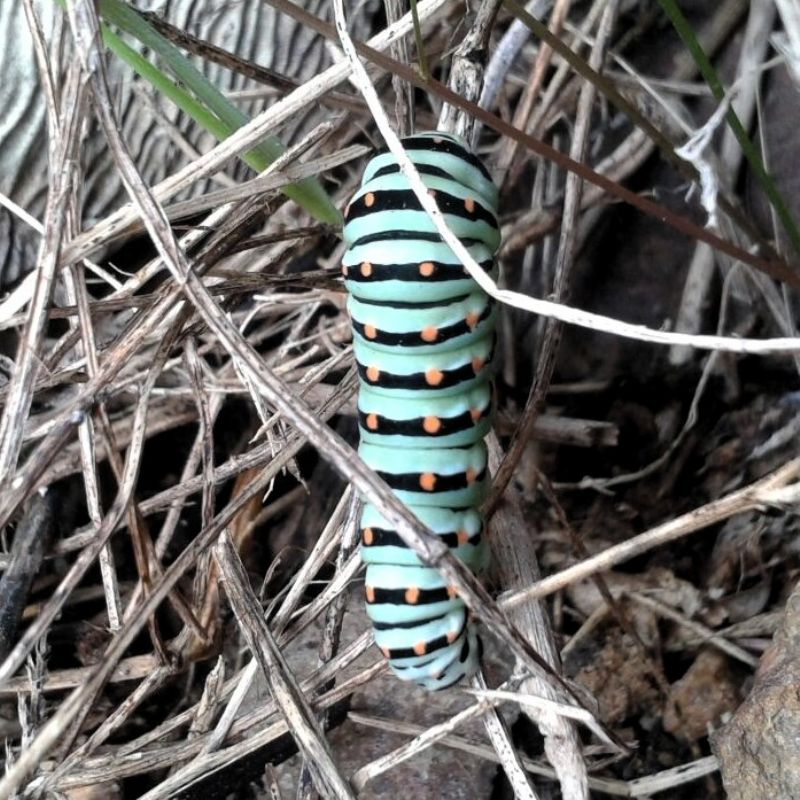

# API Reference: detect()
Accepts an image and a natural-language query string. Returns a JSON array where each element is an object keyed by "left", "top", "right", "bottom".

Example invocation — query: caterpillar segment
[{"left": 343, "top": 131, "right": 500, "bottom": 690}]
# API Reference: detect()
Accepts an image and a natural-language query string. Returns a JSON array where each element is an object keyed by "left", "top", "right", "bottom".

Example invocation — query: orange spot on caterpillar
[
  {"left": 466, "top": 467, "right": 478, "bottom": 485},
  {"left": 421, "top": 326, "right": 438, "bottom": 342},
  {"left": 364, "top": 324, "right": 378, "bottom": 339},
  {"left": 366, "top": 586, "right": 376, "bottom": 602},
  {"left": 447, "top": 585, "right": 458, "bottom": 599},
  {"left": 405, "top": 586, "right": 420, "bottom": 604},
  {"left": 471, "top": 357, "right": 485, "bottom": 373},
  {"left": 365, "top": 192, "right": 376, "bottom": 207},
  {"left": 366, "top": 366, "right": 381, "bottom": 382},
  {"left": 420, "top": 473, "right": 437, "bottom": 491},
  {"left": 363, "top": 527, "right": 374, "bottom": 545},
  {"left": 413, "top": 641, "right": 427, "bottom": 656},
  {"left": 470, "top": 407, "right": 483, "bottom": 423},
  {"left": 366, "top": 413, "right": 379, "bottom": 430},
  {"left": 464, "top": 197, "right": 475, "bottom": 213},
  {"left": 360, "top": 261, "right": 373, "bottom": 277},
  {"left": 457, "top": 530, "right": 470, "bottom": 545},
  {"left": 419, "top": 261, "right": 435, "bottom": 277},
  {"left": 465, "top": 312, "right": 480, "bottom": 329},
  {"left": 423, "top": 416, "right": 442, "bottom": 434},
  {"left": 425, "top": 368, "right": 444, "bottom": 386}
]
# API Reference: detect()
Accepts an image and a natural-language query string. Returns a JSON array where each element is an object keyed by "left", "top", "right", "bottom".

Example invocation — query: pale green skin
[
  {"left": 343, "top": 240, "right": 498, "bottom": 304},
  {"left": 343, "top": 132, "right": 500, "bottom": 689},
  {"left": 373, "top": 607, "right": 466, "bottom": 652},
  {"left": 352, "top": 332, "right": 494, "bottom": 399},
  {"left": 360, "top": 504, "right": 488, "bottom": 568},
  {"left": 358, "top": 440, "right": 488, "bottom": 508},
  {"left": 347, "top": 290, "right": 496, "bottom": 354},
  {"left": 361, "top": 147, "right": 499, "bottom": 208},
  {"left": 358, "top": 380, "right": 492, "bottom": 449},
  {"left": 345, "top": 182, "right": 499, "bottom": 253}
]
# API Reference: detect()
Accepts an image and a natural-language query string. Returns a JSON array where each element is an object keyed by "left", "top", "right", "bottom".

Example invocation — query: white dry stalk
[
  {"left": 671, "top": 0, "right": 778, "bottom": 365},
  {"left": 627, "top": 756, "right": 720, "bottom": 796},
  {"left": 0, "top": 190, "right": 43, "bottom": 235},
  {"left": 51, "top": 640, "right": 375, "bottom": 792},
  {"left": 102, "top": 121, "right": 356, "bottom": 310},
  {"left": 466, "top": 688, "right": 619, "bottom": 749},
  {"left": 188, "top": 658, "right": 226, "bottom": 740},
  {"left": 352, "top": 711, "right": 721, "bottom": 795},
  {"left": 63, "top": 258, "right": 124, "bottom": 634},
  {"left": 0, "top": 191, "right": 121, "bottom": 325},
  {"left": 487, "top": 439, "right": 591, "bottom": 799},
  {"left": 493, "top": 0, "right": 578, "bottom": 186},
  {"left": 572, "top": 259, "right": 744, "bottom": 493},
  {"left": 495, "top": 0, "right": 620, "bottom": 530},
  {"left": 333, "top": 0, "right": 800, "bottom": 355},
  {"left": 501, "top": 0, "right": 749, "bottom": 261},
  {"left": 674, "top": 94, "right": 733, "bottom": 232},
  {"left": 478, "top": 0, "right": 554, "bottom": 119},
  {"left": 131, "top": 664, "right": 387, "bottom": 800},
  {"left": 384, "top": 0, "right": 414, "bottom": 135},
  {"left": 774, "top": 0, "right": 800, "bottom": 87},
  {"left": 350, "top": 691, "right": 505, "bottom": 791},
  {"left": 437, "top": 0, "right": 503, "bottom": 140},
  {"left": 43, "top": 517, "right": 371, "bottom": 795},
  {"left": 627, "top": 591, "right": 759, "bottom": 669},
  {"left": 213, "top": 532, "right": 356, "bottom": 800},
  {"left": 0, "top": 336, "right": 179, "bottom": 795},
  {"left": 0, "top": 65, "right": 84, "bottom": 488},
  {"left": 471, "top": 670, "right": 541, "bottom": 800},
  {"left": 565, "top": 22, "right": 695, "bottom": 137},
  {"left": 160, "top": 145, "right": 368, "bottom": 223},
  {"left": 199, "top": 489, "right": 351, "bottom": 756}
]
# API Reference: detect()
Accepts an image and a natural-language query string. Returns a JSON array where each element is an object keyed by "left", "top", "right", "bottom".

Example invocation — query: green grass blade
[
  {"left": 101, "top": 26, "right": 233, "bottom": 143},
  {"left": 658, "top": 0, "right": 800, "bottom": 261},
  {"left": 57, "top": 0, "right": 341, "bottom": 225},
  {"left": 409, "top": 0, "right": 430, "bottom": 80}
]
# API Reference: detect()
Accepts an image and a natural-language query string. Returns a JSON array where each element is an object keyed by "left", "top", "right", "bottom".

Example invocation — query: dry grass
[{"left": 0, "top": 0, "right": 798, "bottom": 798}]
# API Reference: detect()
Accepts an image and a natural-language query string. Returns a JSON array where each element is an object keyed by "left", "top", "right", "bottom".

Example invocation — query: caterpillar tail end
[{"left": 396, "top": 626, "right": 482, "bottom": 692}]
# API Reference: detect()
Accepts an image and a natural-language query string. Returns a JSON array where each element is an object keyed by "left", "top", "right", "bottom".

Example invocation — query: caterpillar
[{"left": 342, "top": 132, "right": 501, "bottom": 690}]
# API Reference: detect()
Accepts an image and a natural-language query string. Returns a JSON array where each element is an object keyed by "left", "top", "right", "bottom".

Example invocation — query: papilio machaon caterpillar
[{"left": 342, "top": 131, "right": 500, "bottom": 690}]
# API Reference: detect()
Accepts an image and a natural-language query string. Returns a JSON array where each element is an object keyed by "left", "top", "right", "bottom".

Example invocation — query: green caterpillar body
[{"left": 342, "top": 132, "right": 500, "bottom": 690}]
